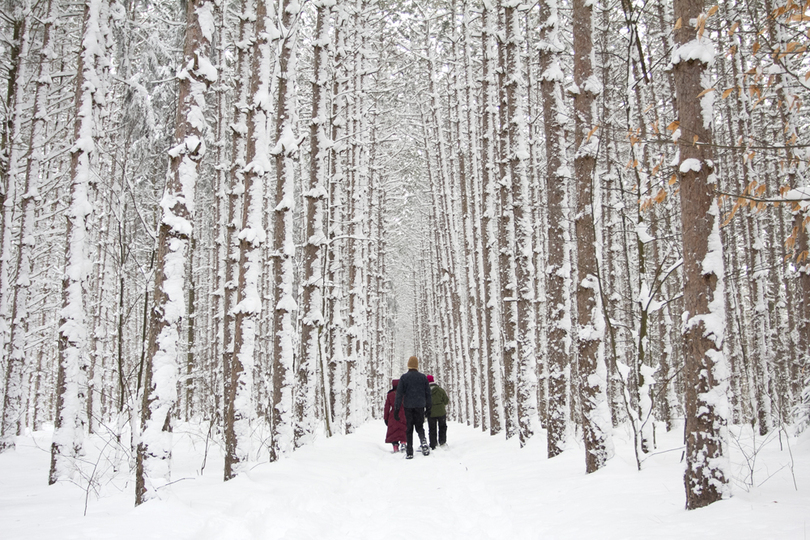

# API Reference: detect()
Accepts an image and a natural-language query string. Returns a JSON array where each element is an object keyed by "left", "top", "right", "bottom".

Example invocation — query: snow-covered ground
[{"left": 1, "top": 420, "right": 808, "bottom": 539}]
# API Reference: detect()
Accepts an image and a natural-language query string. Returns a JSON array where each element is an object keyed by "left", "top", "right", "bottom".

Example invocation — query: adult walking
[
  {"left": 394, "top": 356, "right": 432, "bottom": 459},
  {"left": 383, "top": 379, "right": 406, "bottom": 452},
  {"left": 427, "top": 375, "right": 449, "bottom": 449}
]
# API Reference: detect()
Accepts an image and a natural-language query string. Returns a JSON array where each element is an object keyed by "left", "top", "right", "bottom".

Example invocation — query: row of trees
[
  {"left": 0, "top": 0, "right": 410, "bottom": 505},
  {"left": 409, "top": 0, "right": 810, "bottom": 510},
  {"left": 0, "top": 0, "right": 808, "bottom": 511}
]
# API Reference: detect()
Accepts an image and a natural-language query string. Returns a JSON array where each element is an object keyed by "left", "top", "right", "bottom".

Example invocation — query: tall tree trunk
[
  {"left": 6, "top": 0, "right": 56, "bottom": 443},
  {"left": 223, "top": 0, "right": 253, "bottom": 434},
  {"left": 269, "top": 0, "right": 300, "bottom": 460},
  {"left": 0, "top": 9, "right": 25, "bottom": 387},
  {"left": 136, "top": 0, "right": 215, "bottom": 504},
  {"left": 296, "top": 0, "right": 332, "bottom": 447},
  {"left": 573, "top": 0, "right": 611, "bottom": 473},
  {"left": 539, "top": 0, "right": 571, "bottom": 458},
  {"left": 49, "top": 0, "right": 110, "bottom": 481},
  {"left": 673, "top": 0, "right": 729, "bottom": 509},
  {"left": 225, "top": 0, "right": 273, "bottom": 480},
  {"left": 502, "top": 1, "right": 538, "bottom": 445},
  {"left": 481, "top": 4, "right": 503, "bottom": 436},
  {"left": 0, "top": 9, "right": 27, "bottom": 453}
]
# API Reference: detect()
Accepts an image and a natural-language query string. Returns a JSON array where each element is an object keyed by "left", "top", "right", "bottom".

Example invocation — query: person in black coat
[{"left": 394, "top": 355, "right": 432, "bottom": 459}]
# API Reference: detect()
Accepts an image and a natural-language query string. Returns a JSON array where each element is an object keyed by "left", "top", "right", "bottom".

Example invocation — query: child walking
[{"left": 427, "top": 375, "right": 449, "bottom": 449}]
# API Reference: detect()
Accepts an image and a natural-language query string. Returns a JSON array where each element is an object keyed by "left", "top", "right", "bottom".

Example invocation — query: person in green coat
[{"left": 426, "top": 375, "right": 449, "bottom": 449}]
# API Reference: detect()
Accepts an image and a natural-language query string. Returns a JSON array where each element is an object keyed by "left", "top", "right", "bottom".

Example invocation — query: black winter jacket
[{"left": 394, "top": 369, "right": 432, "bottom": 411}]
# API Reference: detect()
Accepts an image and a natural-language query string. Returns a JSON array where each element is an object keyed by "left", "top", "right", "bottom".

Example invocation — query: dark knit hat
[
  {"left": 427, "top": 375, "right": 434, "bottom": 383},
  {"left": 407, "top": 356, "right": 419, "bottom": 369}
]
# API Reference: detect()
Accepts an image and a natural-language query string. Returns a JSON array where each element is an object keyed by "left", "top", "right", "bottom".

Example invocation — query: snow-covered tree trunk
[
  {"left": 456, "top": 0, "right": 482, "bottom": 429},
  {"left": 210, "top": 0, "right": 231, "bottom": 425},
  {"left": 343, "top": 4, "right": 361, "bottom": 435},
  {"left": 573, "top": 0, "right": 611, "bottom": 473},
  {"left": 503, "top": 0, "right": 538, "bottom": 447},
  {"left": 223, "top": 0, "right": 254, "bottom": 427},
  {"left": 269, "top": 0, "right": 300, "bottom": 460},
  {"left": 480, "top": 4, "right": 503, "bottom": 436},
  {"left": 135, "top": 0, "right": 216, "bottom": 504},
  {"left": 539, "top": 0, "right": 571, "bottom": 458},
  {"left": 0, "top": 9, "right": 25, "bottom": 390},
  {"left": 492, "top": 0, "right": 519, "bottom": 441},
  {"left": 296, "top": 0, "right": 331, "bottom": 447},
  {"left": 225, "top": 0, "right": 274, "bottom": 480},
  {"left": 6, "top": 0, "right": 56, "bottom": 444},
  {"left": 672, "top": 0, "right": 729, "bottom": 509},
  {"left": 0, "top": 7, "right": 28, "bottom": 453},
  {"left": 527, "top": 7, "right": 549, "bottom": 431},
  {"left": 764, "top": 0, "right": 807, "bottom": 425},
  {"left": 49, "top": 0, "right": 111, "bottom": 482},
  {"left": 325, "top": 16, "right": 348, "bottom": 435}
]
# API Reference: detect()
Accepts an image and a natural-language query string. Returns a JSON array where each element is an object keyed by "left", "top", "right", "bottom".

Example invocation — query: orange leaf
[
  {"left": 722, "top": 88, "right": 735, "bottom": 99},
  {"left": 728, "top": 21, "right": 739, "bottom": 37},
  {"left": 697, "top": 87, "right": 715, "bottom": 98},
  {"left": 753, "top": 41, "right": 761, "bottom": 54},
  {"left": 668, "top": 174, "right": 678, "bottom": 186},
  {"left": 674, "top": 17, "right": 683, "bottom": 30},
  {"left": 667, "top": 120, "right": 680, "bottom": 131},
  {"left": 697, "top": 15, "right": 707, "bottom": 39},
  {"left": 722, "top": 204, "right": 739, "bottom": 227}
]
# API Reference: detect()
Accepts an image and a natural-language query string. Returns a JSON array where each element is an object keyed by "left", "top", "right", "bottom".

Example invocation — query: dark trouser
[
  {"left": 404, "top": 408, "right": 427, "bottom": 455},
  {"left": 428, "top": 415, "right": 447, "bottom": 448}
]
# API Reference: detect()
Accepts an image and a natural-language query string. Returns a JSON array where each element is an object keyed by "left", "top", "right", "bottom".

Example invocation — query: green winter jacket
[{"left": 429, "top": 383, "right": 449, "bottom": 417}]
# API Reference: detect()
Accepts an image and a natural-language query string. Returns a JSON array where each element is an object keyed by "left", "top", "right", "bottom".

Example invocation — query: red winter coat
[{"left": 384, "top": 381, "right": 407, "bottom": 444}]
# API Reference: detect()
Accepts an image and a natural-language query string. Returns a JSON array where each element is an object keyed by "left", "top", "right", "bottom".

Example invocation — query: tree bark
[
  {"left": 539, "top": 0, "right": 570, "bottom": 458},
  {"left": 672, "top": 0, "right": 729, "bottom": 509},
  {"left": 136, "top": 0, "right": 215, "bottom": 504}
]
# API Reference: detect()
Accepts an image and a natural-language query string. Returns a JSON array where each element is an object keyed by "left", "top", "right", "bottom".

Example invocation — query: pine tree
[
  {"left": 539, "top": 0, "right": 571, "bottom": 458},
  {"left": 269, "top": 0, "right": 301, "bottom": 460},
  {"left": 672, "top": 0, "right": 729, "bottom": 509},
  {"left": 50, "top": 0, "right": 112, "bottom": 482},
  {"left": 136, "top": 0, "right": 216, "bottom": 504}
]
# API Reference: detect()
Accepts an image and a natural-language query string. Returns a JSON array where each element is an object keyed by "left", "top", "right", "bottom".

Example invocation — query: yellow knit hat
[{"left": 407, "top": 356, "right": 419, "bottom": 369}]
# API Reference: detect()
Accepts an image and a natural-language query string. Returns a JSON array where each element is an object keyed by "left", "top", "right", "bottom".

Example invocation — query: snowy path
[{"left": 1, "top": 421, "right": 809, "bottom": 539}]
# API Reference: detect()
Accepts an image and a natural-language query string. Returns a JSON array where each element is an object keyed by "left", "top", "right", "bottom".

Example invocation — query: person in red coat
[{"left": 384, "top": 379, "right": 407, "bottom": 452}]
